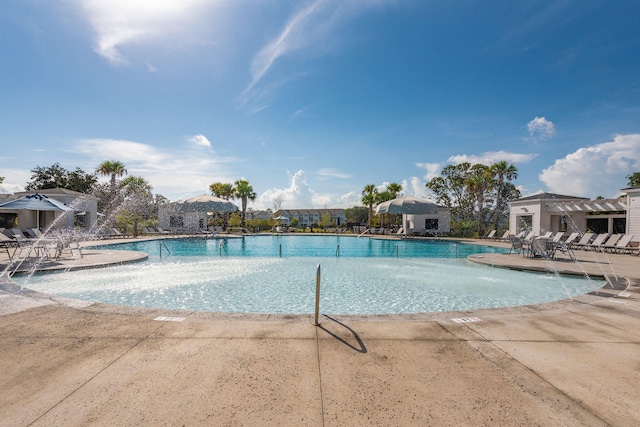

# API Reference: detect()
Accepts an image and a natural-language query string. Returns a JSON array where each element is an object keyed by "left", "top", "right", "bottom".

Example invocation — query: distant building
[{"left": 276, "top": 209, "right": 347, "bottom": 227}]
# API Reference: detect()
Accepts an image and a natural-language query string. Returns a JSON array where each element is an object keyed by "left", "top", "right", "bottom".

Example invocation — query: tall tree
[
  {"left": 490, "top": 161, "right": 518, "bottom": 230},
  {"left": 25, "top": 163, "right": 97, "bottom": 193},
  {"left": 233, "top": 179, "right": 256, "bottom": 227},
  {"left": 209, "top": 182, "right": 234, "bottom": 199},
  {"left": 96, "top": 160, "right": 127, "bottom": 200},
  {"left": 375, "top": 182, "right": 403, "bottom": 229},
  {"left": 426, "top": 162, "right": 476, "bottom": 221},
  {"left": 361, "top": 184, "right": 378, "bottom": 228},
  {"left": 119, "top": 176, "right": 153, "bottom": 237},
  {"left": 626, "top": 172, "right": 640, "bottom": 187},
  {"left": 465, "top": 164, "right": 493, "bottom": 237}
]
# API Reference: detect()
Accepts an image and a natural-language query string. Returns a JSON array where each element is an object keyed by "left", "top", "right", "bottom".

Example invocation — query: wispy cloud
[
  {"left": 448, "top": 151, "right": 537, "bottom": 165},
  {"left": 539, "top": 133, "right": 640, "bottom": 197},
  {"left": 240, "top": 0, "right": 387, "bottom": 107},
  {"left": 317, "top": 168, "right": 352, "bottom": 179},
  {"left": 78, "top": 0, "right": 221, "bottom": 66}
]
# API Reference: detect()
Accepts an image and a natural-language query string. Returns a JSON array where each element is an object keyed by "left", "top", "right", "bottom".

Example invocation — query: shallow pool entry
[{"left": 16, "top": 236, "right": 599, "bottom": 314}]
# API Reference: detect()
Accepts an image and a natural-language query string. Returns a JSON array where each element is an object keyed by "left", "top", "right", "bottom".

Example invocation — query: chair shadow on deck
[{"left": 317, "top": 314, "right": 367, "bottom": 354}]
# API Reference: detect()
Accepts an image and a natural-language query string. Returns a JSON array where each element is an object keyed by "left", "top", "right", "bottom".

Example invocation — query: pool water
[{"left": 16, "top": 235, "right": 599, "bottom": 314}]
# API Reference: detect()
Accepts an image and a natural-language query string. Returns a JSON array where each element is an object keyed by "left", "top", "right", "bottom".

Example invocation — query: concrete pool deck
[{"left": 1, "top": 236, "right": 639, "bottom": 426}]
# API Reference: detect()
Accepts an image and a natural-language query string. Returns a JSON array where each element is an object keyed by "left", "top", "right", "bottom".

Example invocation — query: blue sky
[{"left": 1, "top": 0, "right": 639, "bottom": 210}]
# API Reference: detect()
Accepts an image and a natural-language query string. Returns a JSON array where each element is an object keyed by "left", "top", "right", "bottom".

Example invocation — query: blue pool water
[{"left": 17, "top": 235, "right": 599, "bottom": 314}]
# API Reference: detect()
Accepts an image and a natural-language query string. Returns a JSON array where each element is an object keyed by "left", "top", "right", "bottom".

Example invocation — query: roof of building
[{"left": 515, "top": 192, "right": 589, "bottom": 202}]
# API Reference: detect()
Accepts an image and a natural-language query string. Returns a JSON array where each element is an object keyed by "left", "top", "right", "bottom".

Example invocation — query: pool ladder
[
  {"left": 444, "top": 244, "right": 458, "bottom": 258},
  {"left": 159, "top": 241, "right": 171, "bottom": 257}
]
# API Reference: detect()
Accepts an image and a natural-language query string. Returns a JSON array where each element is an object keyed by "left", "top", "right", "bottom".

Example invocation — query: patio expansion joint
[
  {"left": 460, "top": 324, "right": 614, "bottom": 426},
  {"left": 25, "top": 321, "right": 169, "bottom": 426}
]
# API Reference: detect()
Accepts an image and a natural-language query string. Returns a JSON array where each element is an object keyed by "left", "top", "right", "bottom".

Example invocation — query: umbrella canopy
[
  {"left": 177, "top": 194, "right": 238, "bottom": 212},
  {"left": 0, "top": 193, "right": 73, "bottom": 211},
  {"left": 376, "top": 196, "right": 438, "bottom": 215}
]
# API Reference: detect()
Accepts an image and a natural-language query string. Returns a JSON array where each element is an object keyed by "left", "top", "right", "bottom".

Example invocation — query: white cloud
[
  {"left": 0, "top": 167, "right": 31, "bottom": 194},
  {"left": 77, "top": 0, "right": 220, "bottom": 66},
  {"left": 415, "top": 162, "right": 441, "bottom": 180},
  {"left": 539, "top": 133, "right": 640, "bottom": 197},
  {"left": 526, "top": 116, "right": 556, "bottom": 140},
  {"left": 256, "top": 169, "right": 360, "bottom": 210},
  {"left": 448, "top": 151, "right": 537, "bottom": 165},
  {"left": 400, "top": 177, "right": 434, "bottom": 201},
  {"left": 187, "top": 134, "right": 212, "bottom": 148},
  {"left": 74, "top": 138, "right": 237, "bottom": 200},
  {"left": 257, "top": 170, "right": 315, "bottom": 210}
]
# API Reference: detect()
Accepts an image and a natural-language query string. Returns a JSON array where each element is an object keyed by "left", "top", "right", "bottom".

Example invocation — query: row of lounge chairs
[
  {"left": 0, "top": 227, "right": 83, "bottom": 262},
  {"left": 95, "top": 227, "right": 131, "bottom": 239},
  {"left": 508, "top": 231, "right": 639, "bottom": 258}
]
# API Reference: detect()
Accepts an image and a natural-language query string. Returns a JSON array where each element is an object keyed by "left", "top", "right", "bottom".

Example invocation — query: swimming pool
[{"left": 17, "top": 235, "right": 598, "bottom": 314}]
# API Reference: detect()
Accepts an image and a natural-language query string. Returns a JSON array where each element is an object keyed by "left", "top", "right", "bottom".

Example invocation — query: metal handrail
[
  {"left": 159, "top": 241, "right": 171, "bottom": 257},
  {"left": 444, "top": 244, "right": 458, "bottom": 258},
  {"left": 391, "top": 244, "right": 398, "bottom": 258}
]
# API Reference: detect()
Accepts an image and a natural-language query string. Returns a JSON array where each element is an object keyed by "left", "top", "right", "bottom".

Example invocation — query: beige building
[
  {"left": 0, "top": 188, "right": 98, "bottom": 231},
  {"left": 508, "top": 187, "right": 640, "bottom": 236}
]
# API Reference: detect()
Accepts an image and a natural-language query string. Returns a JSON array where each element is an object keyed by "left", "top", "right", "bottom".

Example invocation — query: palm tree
[
  {"left": 210, "top": 182, "right": 234, "bottom": 230},
  {"left": 209, "top": 182, "right": 234, "bottom": 199},
  {"left": 233, "top": 179, "right": 256, "bottom": 227},
  {"left": 96, "top": 160, "right": 128, "bottom": 201},
  {"left": 375, "top": 182, "right": 403, "bottom": 230},
  {"left": 386, "top": 182, "right": 403, "bottom": 199},
  {"left": 465, "top": 164, "right": 493, "bottom": 237},
  {"left": 490, "top": 161, "right": 518, "bottom": 230},
  {"left": 361, "top": 184, "right": 378, "bottom": 230}
]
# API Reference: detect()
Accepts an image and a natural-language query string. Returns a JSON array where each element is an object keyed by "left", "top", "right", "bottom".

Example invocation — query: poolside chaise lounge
[
  {"left": 497, "top": 230, "right": 511, "bottom": 241},
  {"left": 562, "top": 232, "right": 580, "bottom": 246},
  {"left": 579, "top": 233, "right": 610, "bottom": 250},
  {"left": 571, "top": 233, "right": 594, "bottom": 249},
  {"left": 610, "top": 234, "right": 637, "bottom": 254},
  {"left": 599, "top": 234, "right": 623, "bottom": 252},
  {"left": 482, "top": 230, "right": 497, "bottom": 239}
]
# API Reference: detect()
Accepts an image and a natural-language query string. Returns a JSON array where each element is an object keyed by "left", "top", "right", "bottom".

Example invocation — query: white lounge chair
[
  {"left": 581, "top": 233, "right": 610, "bottom": 250},
  {"left": 571, "top": 233, "right": 594, "bottom": 249},
  {"left": 599, "top": 234, "right": 622, "bottom": 252},
  {"left": 611, "top": 234, "right": 636, "bottom": 254},
  {"left": 483, "top": 230, "right": 496, "bottom": 239}
]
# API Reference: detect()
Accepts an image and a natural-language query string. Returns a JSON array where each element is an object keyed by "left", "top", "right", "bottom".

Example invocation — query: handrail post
[{"left": 313, "top": 264, "right": 321, "bottom": 326}]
